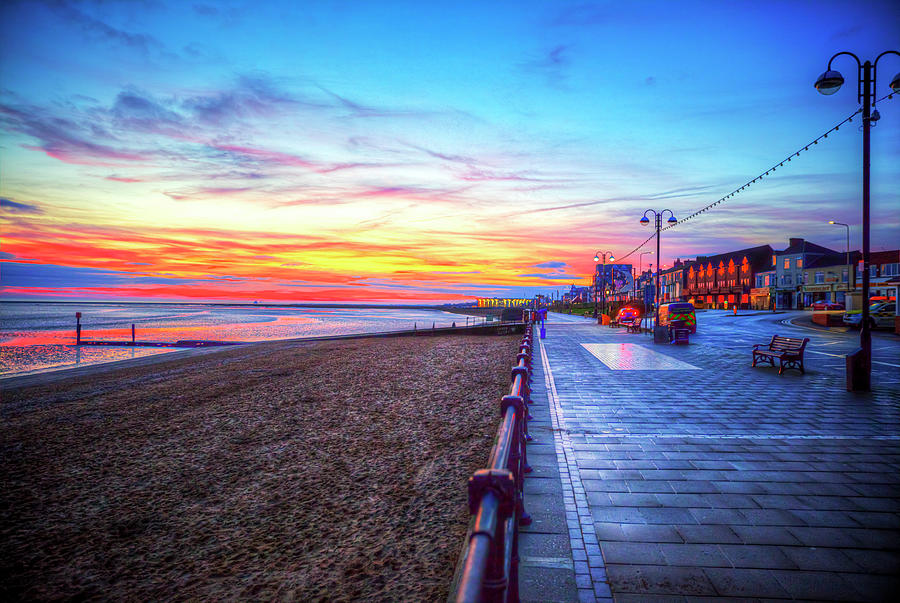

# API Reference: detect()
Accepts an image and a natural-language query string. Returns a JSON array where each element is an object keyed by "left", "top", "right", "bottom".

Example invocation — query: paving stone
[
  {"left": 837, "top": 572, "right": 900, "bottom": 601},
  {"left": 731, "top": 525, "right": 801, "bottom": 546},
  {"left": 675, "top": 524, "right": 742, "bottom": 544},
  {"left": 606, "top": 564, "right": 717, "bottom": 596},
  {"left": 778, "top": 546, "right": 862, "bottom": 572},
  {"left": 614, "top": 594, "right": 686, "bottom": 602},
  {"left": 619, "top": 523, "right": 684, "bottom": 543},
  {"left": 519, "top": 566, "right": 579, "bottom": 603},
  {"left": 718, "top": 545, "right": 798, "bottom": 569},
  {"left": 702, "top": 567, "right": 791, "bottom": 598},
  {"left": 840, "top": 548, "right": 900, "bottom": 574},
  {"left": 598, "top": 541, "right": 666, "bottom": 565},
  {"left": 525, "top": 477, "right": 565, "bottom": 495},
  {"left": 688, "top": 508, "right": 748, "bottom": 525},
  {"left": 770, "top": 569, "right": 860, "bottom": 601},
  {"left": 657, "top": 543, "right": 731, "bottom": 568}
]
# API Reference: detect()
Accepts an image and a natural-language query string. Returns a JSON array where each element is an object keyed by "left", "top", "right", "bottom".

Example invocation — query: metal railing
[{"left": 452, "top": 322, "right": 534, "bottom": 603}]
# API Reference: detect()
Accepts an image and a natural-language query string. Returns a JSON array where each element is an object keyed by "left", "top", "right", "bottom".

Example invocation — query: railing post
[
  {"left": 468, "top": 469, "right": 516, "bottom": 602},
  {"left": 502, "top": 393, "right": 531, "bottom": 528}
]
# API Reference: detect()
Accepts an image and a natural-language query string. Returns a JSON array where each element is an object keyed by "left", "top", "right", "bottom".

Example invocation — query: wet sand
[{"left": 1, "top": 334, "right": 519, "bottom": 602}]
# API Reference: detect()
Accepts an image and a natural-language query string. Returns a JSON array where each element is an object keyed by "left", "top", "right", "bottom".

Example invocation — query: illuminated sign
[{"left": 476, "top": 298, "right": 534, "bottom": 308}]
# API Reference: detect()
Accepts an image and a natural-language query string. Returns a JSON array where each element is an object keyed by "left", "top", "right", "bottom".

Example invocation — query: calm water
[{"left": 0, "top": 302, "right": 476, "bottom": 377}]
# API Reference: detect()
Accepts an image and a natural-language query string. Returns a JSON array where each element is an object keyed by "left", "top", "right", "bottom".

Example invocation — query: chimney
[{"left": 789, "top": 238, "right": 803, "bottom": 248}]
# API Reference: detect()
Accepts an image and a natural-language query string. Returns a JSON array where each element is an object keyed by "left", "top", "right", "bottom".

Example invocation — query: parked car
[
  {"left": 811, "top": 301, "right": 844, "bottom": 311},
  {"left": 843, "top": 301, "right": 897, "bottom": 329},
  {"left": 658, "top": 302, "right": 697, "bottom": 334},
  {"left": 616, "top": 306, "right": 641, "bottom": 325}
]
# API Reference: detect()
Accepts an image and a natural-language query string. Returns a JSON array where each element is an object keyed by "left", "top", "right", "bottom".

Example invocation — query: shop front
[
  {"left": 801, "top": 284, "right": 834, "bottom": 307},
  {"left": 750, "top": 287, "right": 771, "bottom": 310}
]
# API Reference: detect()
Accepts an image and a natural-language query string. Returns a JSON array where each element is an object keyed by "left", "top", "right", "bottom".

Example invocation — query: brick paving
[{"left": 519, "top": 310, "right": 900, "bottom": 602}]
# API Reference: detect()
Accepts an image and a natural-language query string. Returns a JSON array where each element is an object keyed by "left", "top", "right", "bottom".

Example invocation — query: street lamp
[
  {"left": 638, "top": 251, "right": 654, "bottom": 302},
  {"left": 816, "top": 50, "right": 900, "bottom": 391},
  {"left": 593, "top": 250, "right": 615, "bottom": 320},
  {"left": 641, "top": 209, "right": 677, "bottom": 342},
  {"left": 828, "top": 221, "right": 851, "bottom": 298}
]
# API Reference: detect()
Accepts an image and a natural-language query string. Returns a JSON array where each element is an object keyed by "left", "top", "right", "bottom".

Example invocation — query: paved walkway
[{"left": 519, "top": 311, "right": 900, "bottom": 602}]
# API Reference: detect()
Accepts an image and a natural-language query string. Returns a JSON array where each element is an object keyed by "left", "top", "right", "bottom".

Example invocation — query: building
[
  {"left": 800, "top": 251, "right": 860, "bottom": 307},
  {"left": 562, "top": 285, "right": 593, "bottom": 304},
  {"left": 684, "top": 245, "right": 773, "bottom": 309},
  {"left": 634, "top": 269, "right": 655, "bottom": 309},
  {"left": 595, "top": 263, "right": 634, "bottom": 304},
  {"left": 848, "top": 249, "right": 900, "bottom": 311},
  {"left": 774, "top": 238, "right": 841, "bottom": 310},
  {"left": 659, "top": 259, "right": 694, "bottom": 304},
  {"left": 751, "top": 270, "right": 777, "bottom": 310}
]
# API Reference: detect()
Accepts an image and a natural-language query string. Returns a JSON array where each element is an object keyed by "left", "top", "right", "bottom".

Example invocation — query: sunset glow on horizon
[{"left": 2, "top": 1, "right": 898, "bottom": 304}]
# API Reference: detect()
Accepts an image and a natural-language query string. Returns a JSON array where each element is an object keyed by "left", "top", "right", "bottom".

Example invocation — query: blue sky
[{"left": 1, "top": 0, "right": 898, "bottom": 302}]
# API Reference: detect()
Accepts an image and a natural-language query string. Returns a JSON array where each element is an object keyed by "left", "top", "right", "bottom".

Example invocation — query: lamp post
[
  {"left": 816, "top": 50, "right": 900, "bottom": 391},
  {"left": 828, "top": 220, "right": 851, "bottom": 303},
  {"left": 639, "top": 251, "right": 653, "bottom": 303},
  {"left": 640, "top": 210, "right": 677, "bottom": 341},
  {"left": 593, "top": 250, "right": 615, "bottom": 320}
]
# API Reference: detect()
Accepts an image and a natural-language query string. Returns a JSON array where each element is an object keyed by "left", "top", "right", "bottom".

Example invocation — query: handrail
[{"left": 452, "top": 321, "right": 535, "bottom": 603}]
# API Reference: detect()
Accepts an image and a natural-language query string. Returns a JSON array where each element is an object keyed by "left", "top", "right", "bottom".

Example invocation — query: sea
[{"left": 0, "top": 302, "right": 477, "bottom": 377}]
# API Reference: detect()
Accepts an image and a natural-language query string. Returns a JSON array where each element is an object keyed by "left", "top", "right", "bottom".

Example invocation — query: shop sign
[
  {"left": 750, "top": 288, "right": 769, "bottom": 296},
  {"left": 803, "top": 284, "right": 833, "bottom": 292}
]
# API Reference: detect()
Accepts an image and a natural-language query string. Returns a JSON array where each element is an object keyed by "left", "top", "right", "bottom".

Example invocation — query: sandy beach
[{"left": 1, "top": 333, "right": 520, "bottom": 602}]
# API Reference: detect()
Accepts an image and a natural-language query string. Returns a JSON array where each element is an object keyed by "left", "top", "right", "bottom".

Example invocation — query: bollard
[
  {"left": 131, "top": 323, "right": 136, "bottom": 344},
  {"left": 75, "top": 312, "right": 82, "bottom": 345}
]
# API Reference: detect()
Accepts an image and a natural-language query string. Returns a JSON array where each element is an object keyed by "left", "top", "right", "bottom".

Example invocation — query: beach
[{"left": 1, "top": 333, "right": 520, "bottom": 602}]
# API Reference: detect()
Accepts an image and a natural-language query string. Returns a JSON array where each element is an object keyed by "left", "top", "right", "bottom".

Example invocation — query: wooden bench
[
  {"left": 622, "top": 318, "right": 642, "bottom": 333},
  {"left": 752, "top": 335, "right": 809, "bottom": 375}
]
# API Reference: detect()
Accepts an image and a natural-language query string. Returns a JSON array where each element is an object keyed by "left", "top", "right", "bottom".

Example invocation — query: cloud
[
  {"left": 47, "top": 1, "right": 164, "bottom": 56},
  {"left": 532, "top": 261, "right": 567, "bottom": 269},
  {"left": 517, "top": 272, "right": 580, "bottom": 280},
  {"left": 0, "top": 102, "right": 152, "bottom": 165},
  {"left": 182, "top": 75, "right": 310, "bottom": 125},
  {"left": 521, "top": 45, "right": 573, "bottom": 87},
  {"left": 1, "top": 198, "right": 43, "bottom": 214},
  {"left": 111, "top": 88, "right": 185, "bottom": 135}
]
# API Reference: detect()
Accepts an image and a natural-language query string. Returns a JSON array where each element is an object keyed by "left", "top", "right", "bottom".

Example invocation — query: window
[
  {"left": 815, "top": 272, "right": 824, "bottom": 284},
  {"left": 803, "top": 273, "right": 809, "bottom": 284},
  {"left": 784, "top": 258, "right": 790, "bottom": 269},
  {"left": 772, "top": 256, "right": 776, "bottom": 266},
  {"left": 756, "top": 275, "right": 763, "bottom": 287},
  {"left": 842, "top": 269, "right": 849, "bottom": 283},
  {"left": 883, "top": 263, "right": 899, "bottom": 277},
  {"left": 797, "top": 258, "right": 803, "bottom": 268},
  {"left": 783, "top": 274, "right": 793, "bottom": 286}
]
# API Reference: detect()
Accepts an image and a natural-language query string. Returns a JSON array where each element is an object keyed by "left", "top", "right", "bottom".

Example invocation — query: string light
[{"left": 614, "top": 92, "right": 894, "bottom": 261}]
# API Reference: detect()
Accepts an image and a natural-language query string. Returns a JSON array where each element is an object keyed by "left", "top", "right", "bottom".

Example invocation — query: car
[
  {"left": 843, "top": 301, "right": 897, "bottom": 329},
  {"left": 811, "top": 301, "right": 844, "bottom": 311},
  {"left": 615, "top": 306, "right": 642, "bottom": 327},
  {"left": 658, "top": 302, "right": 697, "bottom": 334}
]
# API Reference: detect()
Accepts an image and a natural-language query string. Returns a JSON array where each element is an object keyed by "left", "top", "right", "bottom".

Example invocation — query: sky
[{"left": 1, "top": 0, "right": 898, "bottom": 304}]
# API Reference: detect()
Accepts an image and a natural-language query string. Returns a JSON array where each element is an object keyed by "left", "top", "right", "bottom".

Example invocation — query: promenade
[{"left": 519, "top": 311, "right": 900, "bottom": 602}]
